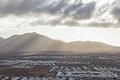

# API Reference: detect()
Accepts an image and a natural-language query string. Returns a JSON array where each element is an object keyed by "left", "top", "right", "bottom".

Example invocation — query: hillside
[{"left": 0, "top": 33, "right": 119, "bottom": 55}]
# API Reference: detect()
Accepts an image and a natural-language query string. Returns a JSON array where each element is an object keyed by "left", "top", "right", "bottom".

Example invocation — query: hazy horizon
[{"left": 0, "top": 31, "right": 120, "bottom": 47}]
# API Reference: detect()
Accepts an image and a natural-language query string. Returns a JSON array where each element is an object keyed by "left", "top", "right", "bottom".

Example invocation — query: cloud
[
  {"left": 111, "top": 7, "right": 120, "bottom": 22},
  {"left": 0, "top": 0, "right": 46, "bottom": 16},
  {"left": 31, "top": 19, "right": 80, "bottom": 27},
  {"left": 110, "top": 0, "right": 120, "bottom": 22},
  {"left": 0, "top": 0, "right": 95, "bottom": 18},
  {"left": 0, "top": 0, "right": 119, "bottom": 27},
  {"left": 73, "top": 2, "right": 96, "bottom": 20},
  {"left": 88, "top": 22, "right": 120, "bottom": 28}
]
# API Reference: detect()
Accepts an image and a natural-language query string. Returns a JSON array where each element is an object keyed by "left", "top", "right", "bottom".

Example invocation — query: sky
[{"left": 0, "top": 0, "right": 120, "bottom": 46}]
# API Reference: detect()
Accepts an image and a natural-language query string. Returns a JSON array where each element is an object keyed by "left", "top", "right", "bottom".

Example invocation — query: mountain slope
[
  {"left": 68, "top": 41, "right": 119, "bottom": 53},
  {"left": 0, "top": 33, "right": 119, "bottom": 55},
  {"left": 0, "top": 33, "right": 66, "bottom": 55}
]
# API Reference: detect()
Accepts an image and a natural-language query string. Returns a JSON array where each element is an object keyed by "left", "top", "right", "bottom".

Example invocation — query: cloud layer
[{"left": 0, "top": 0, "right": 120, "bottom": 27}]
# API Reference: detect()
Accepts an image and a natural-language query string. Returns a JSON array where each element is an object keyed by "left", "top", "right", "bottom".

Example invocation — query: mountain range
[{"left": 0, "top": 33, "right": 119, "bottom": 55}]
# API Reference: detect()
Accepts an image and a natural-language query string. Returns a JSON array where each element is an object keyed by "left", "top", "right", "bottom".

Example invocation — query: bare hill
[{"left": 0, "top": 33, "right": 119, "bottom": 55}]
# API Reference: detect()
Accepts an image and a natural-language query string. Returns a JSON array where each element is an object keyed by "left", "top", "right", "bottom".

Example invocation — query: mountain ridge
[{"left": 0, "top": 32, "right": 119, "bottom": 55}]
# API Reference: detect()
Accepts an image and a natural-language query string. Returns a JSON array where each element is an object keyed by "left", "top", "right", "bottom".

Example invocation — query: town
[{"left": 0, "top": 54, "right": 120, "bottom": 80}]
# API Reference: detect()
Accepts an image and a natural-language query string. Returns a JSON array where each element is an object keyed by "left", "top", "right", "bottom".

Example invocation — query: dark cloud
[
  {"left": 34, "top": 0, "right": 67, "bottom": 14},
  {"left": 110, "top": 0, "right": 120, "bottom": 22},
  {"left": 63, "top": 0, "right": 82, "bottom": 15},
  {"left": 73, "top": 2, "right": 96, "bottom": 20},
  {"left": 111, "top": 7, "right": 120, "bottom": 22},
  {"left": 0, "top": 0, "right": 119, "bottom": 27},
  {"left": 0, "top": 0, "right": 96, "bottom": 20},
  {"left": 0, "top": 0, "right": 45, "bottom": 15}
]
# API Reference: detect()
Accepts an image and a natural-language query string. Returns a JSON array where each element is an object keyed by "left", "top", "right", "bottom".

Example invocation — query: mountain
[
  {"left": 0, "top": 33, "right": 66, "bottom": 55},
  {"left": 68, "top": 41, "right": 120, "bottom": 53},
  {"left": 0, "top": 33, "right": 119, "bottom": 55}
]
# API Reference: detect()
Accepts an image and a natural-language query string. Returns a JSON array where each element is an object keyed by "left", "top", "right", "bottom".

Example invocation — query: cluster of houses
[
  {"left": 22, "top": 55, "right": 120, "bottom": 60},
  {"left": 50, "top": 66, "right": 119, "bottom": 80},
  {"left": 0, "top": 55, "right": 120, "bottom": 80},
  {"left": 0, "top": 76, "right": 57, "bottom": 80},
  {"left": 0, "top": 60, "right": 57, "bottom": 68},
  {"left": 0, "top": 60, "right": 91, "bottom": 68},
  {"left": 22, "top": 55, "right": 82, "bottom": 60},
  {"left": 0, "top": 75, "right": 119, "bottom": 80},
  {"left": 56, "top": 71, "right": 118, "bottom": 80},
  {"left": 0, "top": 72, "right": 119, "bottom": 80}
]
